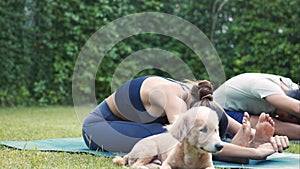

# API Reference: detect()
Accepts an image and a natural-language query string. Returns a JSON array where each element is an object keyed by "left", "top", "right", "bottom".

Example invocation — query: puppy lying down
[{"left": 113, "top": 106, "right": 223, "bottom": 169}]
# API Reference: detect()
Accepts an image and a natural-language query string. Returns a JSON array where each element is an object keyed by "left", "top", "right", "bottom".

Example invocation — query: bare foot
[
  {"left": 218, "top": 112, "right": 252, "bottom": 164},
  {"left": 231, "top": 112, "right": 251, "bottom": 163},
  {"left": 231, "top": 112, "right": 251, "bottom": 147},
  {"left": 251, "top": 113, "right": 275, "bottom": 148}
]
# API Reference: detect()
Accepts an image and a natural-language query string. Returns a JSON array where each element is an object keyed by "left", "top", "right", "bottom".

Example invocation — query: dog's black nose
[{"left": 215, "top": 143, "right": 223, "bottom": 151}]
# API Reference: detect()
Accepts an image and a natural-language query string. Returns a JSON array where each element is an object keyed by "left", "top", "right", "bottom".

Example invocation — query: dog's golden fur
[{"left": 113, "top": 106, "right": 223, "bottom": 169}]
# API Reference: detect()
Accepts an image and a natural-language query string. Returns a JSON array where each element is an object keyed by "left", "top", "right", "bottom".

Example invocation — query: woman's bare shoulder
[
  {"left": 140, "top": 77, "right": 182, "bottom": 99},
  {"left": 143, "top": 76, "right": 179, "bottom": 90}
]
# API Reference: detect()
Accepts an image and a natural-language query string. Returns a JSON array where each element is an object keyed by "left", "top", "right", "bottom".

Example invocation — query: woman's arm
[
  {"left": 216, "top": 141, "right": 275, "bottom": 160},
  {"left": 147, "top": 83, "right": 188, "bottom": 124},
  {"left": 164, "top": 96, "right": 188, "bottom": 123},
  {"left": 265, "top": 94, "right": 300, "bottom": 117}
]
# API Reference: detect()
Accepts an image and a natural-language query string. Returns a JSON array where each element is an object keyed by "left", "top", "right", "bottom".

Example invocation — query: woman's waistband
[{"left": 98, "top": 100, "right": 121, "bottom": 121}]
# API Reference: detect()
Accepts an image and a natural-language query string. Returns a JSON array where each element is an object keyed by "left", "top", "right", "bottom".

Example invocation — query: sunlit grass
[
  {"left": 0, "top": 106, "right": 299, "bottom": 168},
  {"left": 0, "top": 106, "right": 122, "bottom": 169}
]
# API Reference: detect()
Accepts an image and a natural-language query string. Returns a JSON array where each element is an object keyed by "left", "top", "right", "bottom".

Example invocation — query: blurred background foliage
[{"left": 0, "top": 0, "right": 299, "bottom": 106}]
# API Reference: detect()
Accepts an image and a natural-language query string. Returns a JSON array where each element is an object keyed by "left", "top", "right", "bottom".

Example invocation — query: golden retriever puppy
[{"left": 113, "top": 106, "right": 223, "bottom": 169}]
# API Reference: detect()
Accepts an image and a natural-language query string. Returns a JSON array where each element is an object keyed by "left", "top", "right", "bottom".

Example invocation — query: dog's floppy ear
[
  {"left": 167, "top": 107, "right": 202, "bottom": 141},
  {"left": 167, "top": 114, "right": 188, "bottom": 141}
]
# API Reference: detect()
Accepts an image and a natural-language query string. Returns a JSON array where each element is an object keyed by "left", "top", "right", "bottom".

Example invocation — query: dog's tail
[{"left": 112, "top": 156, "right": 128, "bottom": 166}]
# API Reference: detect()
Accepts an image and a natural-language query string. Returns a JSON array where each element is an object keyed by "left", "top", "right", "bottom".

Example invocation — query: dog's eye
[{"left": 200, "top": 125, "right": 208, "bottom": 133}]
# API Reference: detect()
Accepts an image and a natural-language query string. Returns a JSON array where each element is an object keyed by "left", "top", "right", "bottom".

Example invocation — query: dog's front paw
[{"left": 112, "top": 156, "right": 126, "bottom": 166}]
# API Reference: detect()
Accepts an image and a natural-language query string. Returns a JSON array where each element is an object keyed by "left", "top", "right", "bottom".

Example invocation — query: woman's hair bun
[{"left": 197, "top": 80, "right": 213, "bottom": 101}]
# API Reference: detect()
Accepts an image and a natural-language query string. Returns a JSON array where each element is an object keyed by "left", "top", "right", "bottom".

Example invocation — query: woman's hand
[
  {"left": 269, "top": 135, "right": 289, "bottom": 153},
  {"left": 252, "top": 135, "right": 289, "bottom": 160},
  {"left": 252, "top": 142, "right": 276, "bottom": 160}
]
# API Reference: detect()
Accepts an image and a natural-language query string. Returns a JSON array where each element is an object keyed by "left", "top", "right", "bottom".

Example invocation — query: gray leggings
[{"left": 82, "top": 101, "right": 168, "bottom": 153}]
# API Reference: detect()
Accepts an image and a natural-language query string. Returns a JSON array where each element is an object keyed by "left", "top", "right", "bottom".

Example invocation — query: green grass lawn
[
  {"left": 0, "top": 106, "right": 123, "bottom": 169},
  {"left": 0, "top": 106, "right": 299, "bottom": 168}
]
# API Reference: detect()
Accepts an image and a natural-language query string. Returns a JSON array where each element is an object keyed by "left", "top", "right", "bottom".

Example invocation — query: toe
[{"left": 258, "top": 112, "right": 266, "bottom": 123}]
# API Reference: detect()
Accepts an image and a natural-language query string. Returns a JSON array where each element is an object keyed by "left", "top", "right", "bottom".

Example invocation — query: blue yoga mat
[
  {"left": 1, "top": 138, "right": 299, "bottom": 168},
  {"left": 0, "top": 137, "right": 123, "bottom": 157}
]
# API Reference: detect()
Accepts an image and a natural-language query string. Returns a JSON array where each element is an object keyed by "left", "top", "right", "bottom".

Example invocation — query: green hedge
[{"left": 0, "top": 0, "right": 299, "bottom": 106}]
